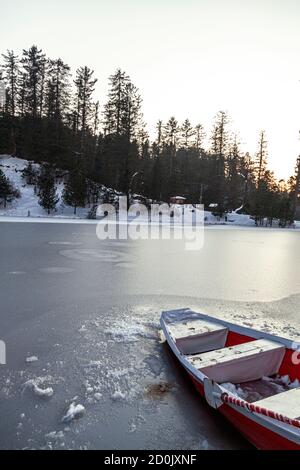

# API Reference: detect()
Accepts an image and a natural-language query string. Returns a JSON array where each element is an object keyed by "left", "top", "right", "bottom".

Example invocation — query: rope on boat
[{"left": 220, "top": 392, "right": 300, "bottom": 429}]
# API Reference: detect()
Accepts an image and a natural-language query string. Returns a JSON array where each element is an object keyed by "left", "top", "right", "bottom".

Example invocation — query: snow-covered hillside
[
  {"left": 1, "top": 155, "right": 297, "bottom": 228},
  {"left": 0, "top": 155, "right": 98, "bottom": 219}
]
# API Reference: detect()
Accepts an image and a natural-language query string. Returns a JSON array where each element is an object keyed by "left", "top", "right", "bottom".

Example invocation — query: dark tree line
[{"left": 0, "top": 45, "right": 298, "bottom": 223}]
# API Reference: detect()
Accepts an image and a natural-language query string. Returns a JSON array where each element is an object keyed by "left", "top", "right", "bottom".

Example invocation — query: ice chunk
[
  {"left": 221, "top": 382, "right": 246, "bottom": 399},
  {"left": 62, "top": 403, "right": 85, "bottom": 423},
  {"left": 26, "top": 356, "right": 38, "bottom": 363},
  {"left": 111, "top": 390, "right": 126, "bottom": 401},
  {"left": 289, "top": 379, "right": 300, "bottom": 389},
  {"left": 25, "top": 379, "right": 53, "bottom": 398},
  {"left": 280, "top": 375, "right": 290, "bottom": 385},
  {"left": 32, "top": 384, "right": 53, "bottom": 397}
]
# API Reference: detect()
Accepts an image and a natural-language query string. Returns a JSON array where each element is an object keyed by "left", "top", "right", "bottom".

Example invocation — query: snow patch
[{"left": 105, "top": 320, "right": 157, "bottom": 343}]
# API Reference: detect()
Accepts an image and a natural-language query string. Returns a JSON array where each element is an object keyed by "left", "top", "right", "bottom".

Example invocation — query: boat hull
[{"left": 161, "top": 309, "right": 300, "bottom": 451}]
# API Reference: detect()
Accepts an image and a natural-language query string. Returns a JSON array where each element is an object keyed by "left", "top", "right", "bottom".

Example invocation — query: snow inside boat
[{"left": 160, "top": 308, "right": 300, "bottom": 450}]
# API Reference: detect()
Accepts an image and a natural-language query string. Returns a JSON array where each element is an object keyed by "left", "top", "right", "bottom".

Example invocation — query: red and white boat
[{"left": 161, "top": 308, "right": 300, "bottom": 450}]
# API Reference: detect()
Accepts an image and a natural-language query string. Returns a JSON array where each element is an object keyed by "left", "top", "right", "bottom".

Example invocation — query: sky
[{"left": 1, "top": 0, "right": 300, "bottom": 179}]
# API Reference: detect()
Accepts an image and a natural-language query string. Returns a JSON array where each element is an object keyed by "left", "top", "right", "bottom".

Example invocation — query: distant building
[{"left": 169, "top": 196, "right": 186, "bottom": 205}]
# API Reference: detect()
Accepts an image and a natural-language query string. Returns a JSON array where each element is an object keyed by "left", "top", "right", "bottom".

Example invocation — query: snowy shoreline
[
  {"left": 1, "top": 155, "right": 299, "bottom": 230},
  {"left": 0, "top": 215, "right": 299, "bottom": 231}
]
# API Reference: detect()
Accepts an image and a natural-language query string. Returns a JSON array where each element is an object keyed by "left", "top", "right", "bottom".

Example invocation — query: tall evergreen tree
[
  {"left": 210, "top": 111, "right": 229, "bottom": 215},
  {"left": 37, "top": 164, "right": 58, "bottom": 214},
  {"left": 74, "top": 66, "right": 97, "bottom": 135},
  {"left": 63, "top": 159, "right": 87, "bottom": 214},
  {"left": 21, "top": 45, "right": 46, "bottom": 117},
  {"left": 0, "top": 168, "right": 20, "bottom": 207},
  {"left": 104, "top": 69, "right": 129, "bottom": 136},
  {"left": 180, "top": 119, "right": 195, "bottom": 148},
  {"left": 194, "top": 123, "right": 205, "bottom": 151},
  {"left": 255, "top": 130, "right": 268, "bottom": 186},
  {"left": 45, "top": 58, "right": 71, "bottom": 121},
  {"left": 1, "top": 50, "right": 19, "bottom": 117}
]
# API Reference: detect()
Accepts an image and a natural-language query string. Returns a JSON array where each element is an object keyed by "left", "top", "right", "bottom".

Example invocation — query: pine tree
[
  {"left": 45, "top": 58, "right": 71, "bottom": 121},
  {"left": 37, "top": 164, "right": 58, "bottom": 214},
  {"left": 21, "top": 45, "right": 46, "bottom": 117},
  {"left": 63, "top": 161, "right": 87, "bottom": 214},
  {"left": 22, "top": 161, "right": 38, "bottom": 185},
  {"left": 180, "top": 119, "right": 195, "bottom": 148},
  {"left": 156, "top": 120, "right": 164, "bottom": 151},
  {"left": 0, "top": 71, "right": 5, "bottom": 114},
  {"left": 210, "top": 111, "right": 229, "bottom": 215},
  {"left": 17, "top": 72, "right": 26, "bottom": 117},
  {"left": 164, "top": 117, "right": 179, "bottom": 147},
  {"left": 92, "top": 101, "right": 100, "bottom": 136},
  {"left": 194, "top": 123, "right": 205, "bottom": 151},
  {"left": 74, "top": 66, "right": 97, "bottom": 134},
  {"left": 290, "top": 156, "right": 300, "bottom": 222},
  {"left": 104, "top": 69, "right": 129, "bottom": 136},
  {"left": 1, "top": 50, "right": 19, "bottom": 117},
  {"left": 226, "top": 136, "right": 245, "bottom": 210},
  {"left": 255, "top": 131, "right": 268, "bottom": 187},
  {"left": 0, "top": 168, "right": 20, "bottom": 207}
]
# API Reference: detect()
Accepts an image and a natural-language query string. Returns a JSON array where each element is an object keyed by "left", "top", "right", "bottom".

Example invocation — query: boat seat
[
  {"left": 187, "top": 339, "right": 285, "bottom": 383},
  {"left": 254, "top": 388, "right": 300, "bottom": 420},
  {"left": 167, "top": 319, "right": 228, "bottom": 355}
]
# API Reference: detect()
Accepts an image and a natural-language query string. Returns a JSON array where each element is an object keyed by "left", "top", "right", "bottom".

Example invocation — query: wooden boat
[{"left": 160, "top": 308, "right": 300, "bottom": 450}]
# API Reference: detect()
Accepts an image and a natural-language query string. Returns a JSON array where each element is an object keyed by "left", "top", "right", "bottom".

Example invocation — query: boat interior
[{"left": 167, "top": 316, "right": 300, "bottom": 419}]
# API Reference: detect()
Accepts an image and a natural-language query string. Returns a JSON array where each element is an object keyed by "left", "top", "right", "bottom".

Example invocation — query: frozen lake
[{"left": 0, "top": 221, "right": 300, "bottom": 449}]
